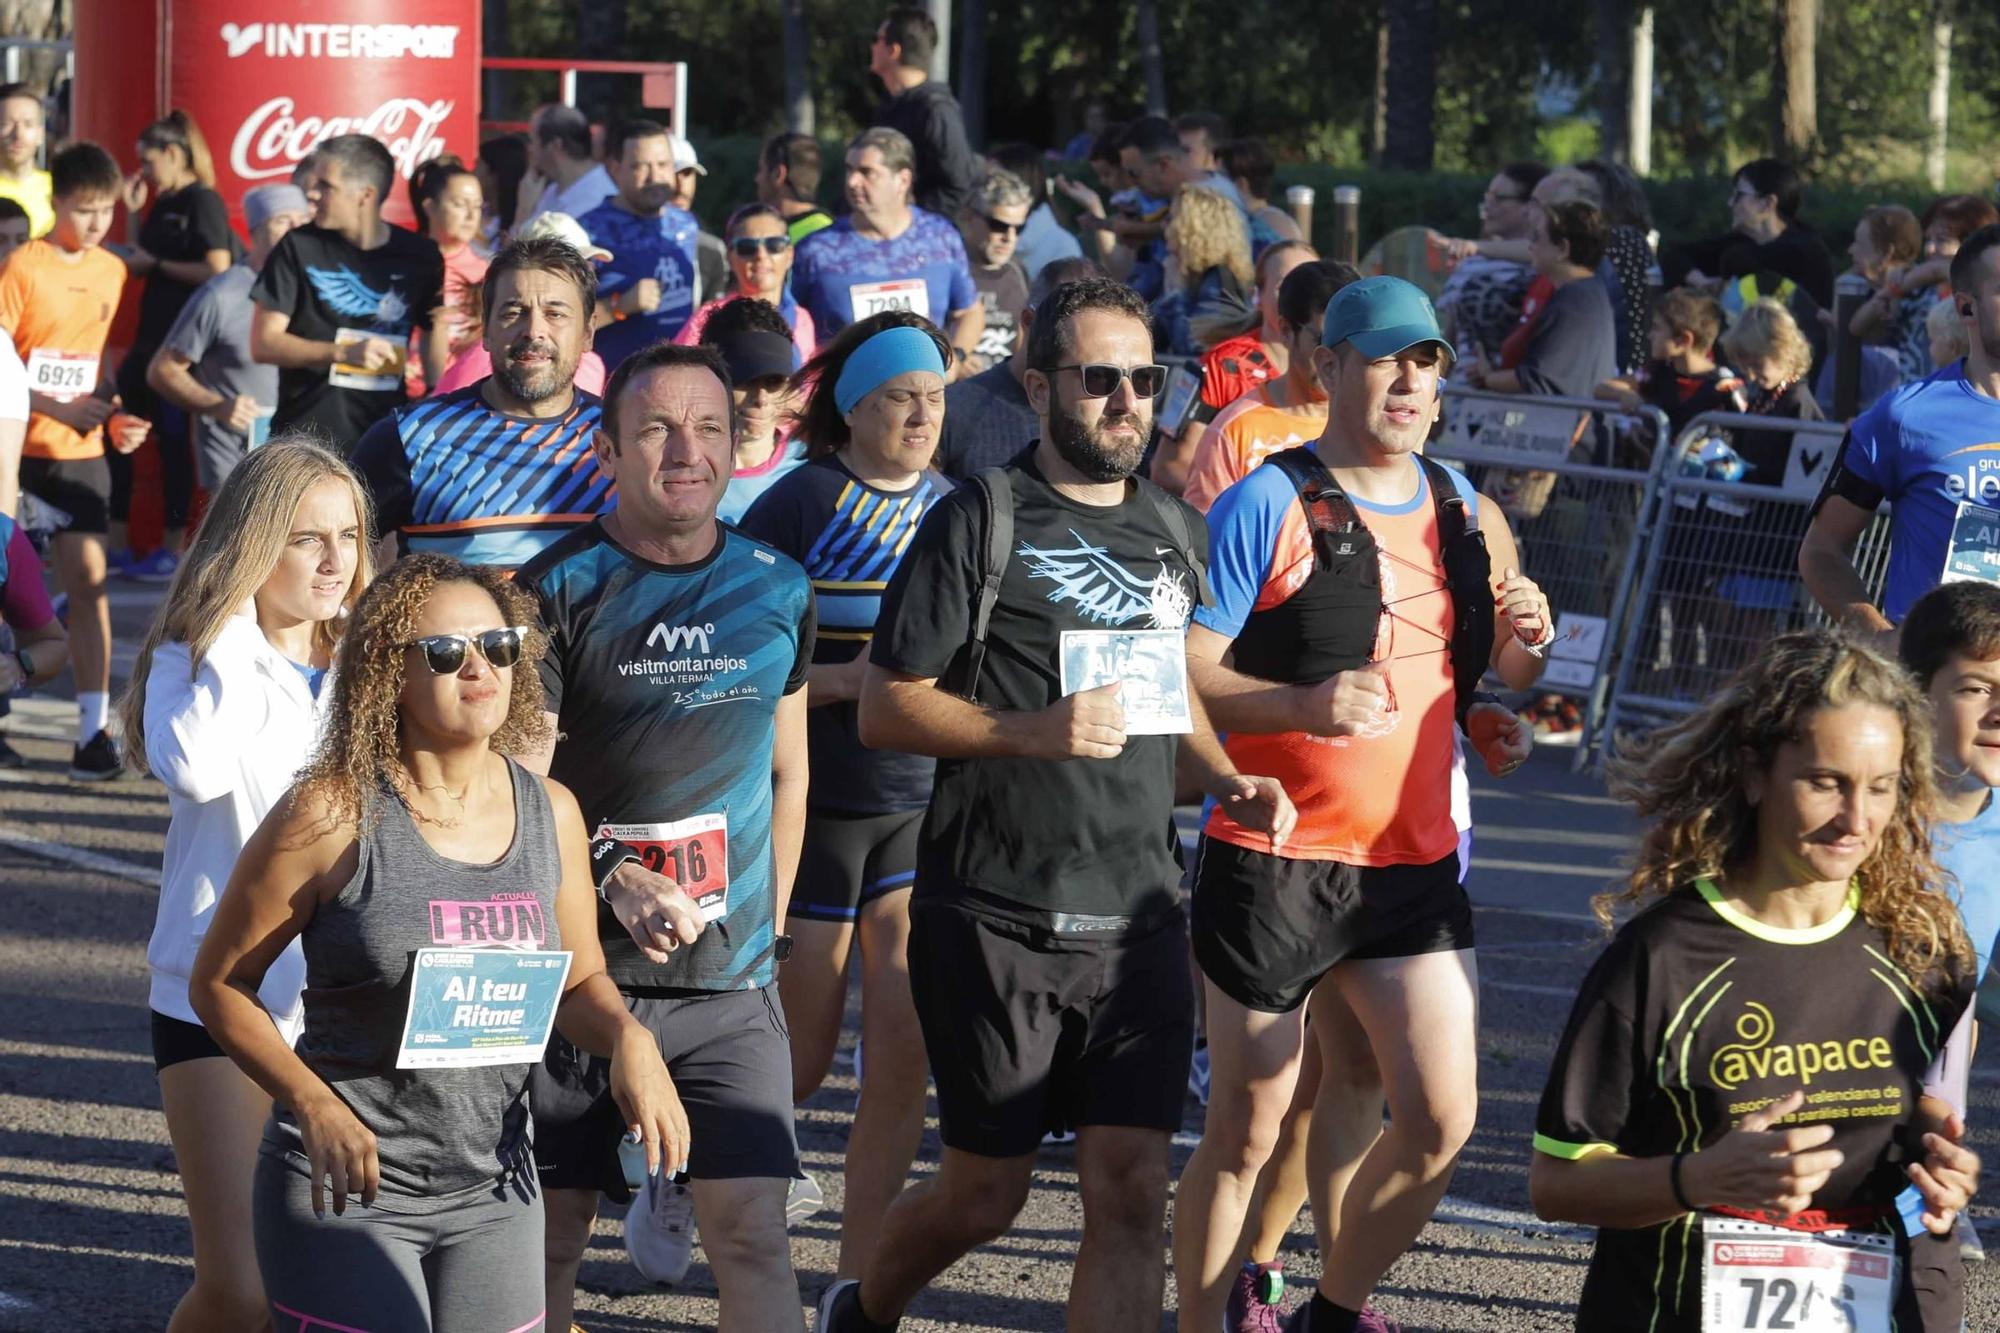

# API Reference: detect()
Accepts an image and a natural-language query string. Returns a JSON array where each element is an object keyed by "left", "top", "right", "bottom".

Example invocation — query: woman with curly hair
[
  {"left": 1158, "top": 183, "right": 1255, "bottom": 356},
  {"left": 1530, "top": 630, "right": 1981, "bottom": 1332},
  {"left": 125, "top": 439, "right": 369, "bottom": 1333},
  {"left": 189, "top": 554, "right": 686, "bottom": 1332}
]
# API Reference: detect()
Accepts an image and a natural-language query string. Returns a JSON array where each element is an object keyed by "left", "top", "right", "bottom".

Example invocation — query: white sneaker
[
  {"left": 1041, "top": 1127, "right": 1076, "bottom": 1146},
  {"left": 624, "top": 1172, "right": 696, "bottom": 1284},
  {"left": 787, "top": 1169, "right": 826, "bottom": 1225}
]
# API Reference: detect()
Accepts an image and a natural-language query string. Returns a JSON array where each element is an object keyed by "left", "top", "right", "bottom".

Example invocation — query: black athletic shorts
[
  {"left": 789, "top": 807, "right": 922, "bottom": 925},
  {"left": 529, "top": 985, "right": 798, "bottom": 1199},
  {"left": 150, "top": 1009, "right": 226, "bottom": 1072},
  {"left": 1191, "top": 838, "right": 1472, "bottom": 1014},
  {"left": 907, "top": 892, "right": 1196, "bottom": 1159},
  {"left": 21, "top": 454, "right": 112, "bottom": 536}
]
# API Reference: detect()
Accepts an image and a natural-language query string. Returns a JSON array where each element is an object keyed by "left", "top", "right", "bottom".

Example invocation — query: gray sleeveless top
[{"left": 265, "top": 758, "right": 563, "bottom": 1206}]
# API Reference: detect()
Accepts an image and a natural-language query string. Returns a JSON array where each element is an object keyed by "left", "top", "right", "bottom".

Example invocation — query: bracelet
[{"left": 1670, "top": 1150, "right": 1696, "bottom": 1213}]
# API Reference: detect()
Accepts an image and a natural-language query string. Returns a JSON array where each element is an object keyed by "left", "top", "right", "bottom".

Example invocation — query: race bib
[
  {"left": 1942, "top": 500, "right": 2000, "bottom": 588},
  {"left": 599, "top": 813, "right": 731, "bottom": 923},
  {"left": 330, "top": 327, "right": 405, "bottom": 392},
  {"left": 1059, "top": 629, "right": 1193, "bottom": 735},
  {"left": 396, "top": 947, "right": 572, "bottom": 1070},
  {"left": 849, "top": 277, "right": 930, "bottom": 321},
  {"left": 25, "top": 349, "right": 98, "bottom": 402},
  {"left": 1701, "top": 1217, "right": 1897, "bottom": 1332}
]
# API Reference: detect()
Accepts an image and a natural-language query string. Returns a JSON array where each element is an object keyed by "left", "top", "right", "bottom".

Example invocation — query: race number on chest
[
  {"left": 849, "top": 277, "right": 930, "bottom": 321},
  {"left": 600, "top": 813, "right": 731, "bottom": 923}
]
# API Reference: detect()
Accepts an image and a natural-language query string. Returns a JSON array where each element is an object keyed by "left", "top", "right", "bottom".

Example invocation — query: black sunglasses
[
  {"left": 975, "top": 212, "right": 1022, "bottom": 237},
  {"left": 403, "top": 626, "right": 530, "bottom": 675},
  {"left": 730, "top": 236, "right": 791, "bottom": 257},
  {"left": 1051, "top": 362, "right": 1168, "bottom": 398}
]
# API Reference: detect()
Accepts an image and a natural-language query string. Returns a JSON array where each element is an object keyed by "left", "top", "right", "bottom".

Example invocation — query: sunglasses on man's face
[
  {"left": 976, "top": 213, "right": 1022, "bottom": 238},
  {"left": 731, "top": 236, "right": 791, "bottom": 258},
  {"left": 1051, "top": 362, "right": 1169, "bottom": 398},
  {"left": 404, "top": 627, "right": 530, "bottom": 676}
]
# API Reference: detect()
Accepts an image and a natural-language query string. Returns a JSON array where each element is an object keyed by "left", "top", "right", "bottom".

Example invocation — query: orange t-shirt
[
  {"left": 1197, "top": 458, "right": 1465, "bottom": 865},
  {"left": 1182, "top": 385, "right": 1326, "bottom": 514},
  {"left": 0, "top": 239, "right": 128, "bottom": 460}
]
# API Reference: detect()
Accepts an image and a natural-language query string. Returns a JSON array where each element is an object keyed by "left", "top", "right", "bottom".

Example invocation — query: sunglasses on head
[
  {"left": 730, "top": 236, "right": 791, "bottom": 257},
  {"left": 975, "top": 212, "right": 1022, "bottom": 237},
  {"left": 403, "top": 626, "right": 530, "bottom": 675},
  {"left": 1050, "top": 362, "right": 1169, "bottom": 398}
]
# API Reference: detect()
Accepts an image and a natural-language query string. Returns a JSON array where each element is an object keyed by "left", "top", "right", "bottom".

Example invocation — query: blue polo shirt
[{"left": 577, "top": 200, "right": 701, "bottom": 369}]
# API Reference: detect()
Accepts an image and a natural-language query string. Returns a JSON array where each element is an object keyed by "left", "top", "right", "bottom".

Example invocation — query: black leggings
[{"left": 107, "top": 383, "right": 195, "bottom": 531}]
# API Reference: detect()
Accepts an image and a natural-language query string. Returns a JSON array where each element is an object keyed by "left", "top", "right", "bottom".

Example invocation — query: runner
[
  {"left": 250, "top": 133, "right": 449, "bottom": 443},
  {"left": 817, "top": 276, "right": 1294, "bottom": 1332},
  {"left": 0, "top": 82, "right": 50, "bottom": 236},
  {"left": 146, "top": 183, "right": 308, "bottom": 494},
  {"left": 520, "top": 342, "right": 813, "bottom": 1332},
  {"left": 756, "top": 132, "right": 835, "bottom": 246},
  {"left": 578, "top": 118, "right": 702, "bottom": 371},
  {"left": 737, "top": 312, "right": 953, "bottom": 1281},
  {"left": 122, "top": 441, "right": 371, "bottom": 1332},
  {"left": 1182, "top": 259, "right": 1356, "bottom": 513},
  {"left": 188, "top": 554, "right": 685, "bottom": 1333},
  {"left": 791, "top": 127, "right": 982, "bottom": 362},
  {"left": 675, "top": 202, "right": 818, "bottom": 364},
  {"left": 1171, "top": 276, "right": 1541, "bottom": 1333},
  {"left": 429, "top": 211, "right": 611, "bottom": 398},
  {"left": 1532, "top": 630, "right": 1979, "bottom": 1331},
  {"left": 0, "top": 141, "right": 149, "bottom": 780},
  {"left": 407, "top": 157, "right": 489, "bottom": 393},
  {"left": 350, "top": 234, "right": 608, "bottom": 570},
  {"left": 519, "top": 104, "right": 618, "bottom": 227},
  {"left": 955, "top": 166, "right": 1032, "bottom": 375},
  {"left": 700, "top": 296, "right": 809, "bottom": 523},
  {"left": 1801, "top": 222, "right": 2000, "bottom": 644}
]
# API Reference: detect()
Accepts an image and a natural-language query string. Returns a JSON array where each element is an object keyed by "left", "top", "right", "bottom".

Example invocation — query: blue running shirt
[
  {"left": 790, "top": 210, "right": 978, "bottom": 338},
  {"left": 521, "top": 521, "right": 815, "bottom": 992},
  {"left": 577, "top": 201, "right": 701, "bottom": 369},
  {"left": 1818, "top": 360, "right": 2000, "bottom": 622},
  {"left": 350, "top": 385, "right": 611, "bottom": 569}
]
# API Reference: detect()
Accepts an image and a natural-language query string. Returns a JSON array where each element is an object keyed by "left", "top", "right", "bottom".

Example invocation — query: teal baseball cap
[{"left": 1320, "top": 275, "right": 1453, "bottom": 361}]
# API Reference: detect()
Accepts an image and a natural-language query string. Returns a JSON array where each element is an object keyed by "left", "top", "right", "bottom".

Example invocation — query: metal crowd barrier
[
  {"left": 1597, "top": 410, "right": 1891, "bottom": 758},
  {"left": 1432, "top": 386, "right": 1673, "bottom": 767}
]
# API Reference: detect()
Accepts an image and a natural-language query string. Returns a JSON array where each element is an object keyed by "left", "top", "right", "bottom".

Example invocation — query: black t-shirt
[
  {"left": 250, "top": 223, "right": 444, "bottom": 449},
  {"left": 520, "top": 520, "right": 815, "bottom": 993},
  {"left": 1640, "top": 360, "right": 1746, "bottom": 440},
  {"left": 738, "top": 455, "right": 950, "bottom": 815},
  {"left": 1519, "top": 277, "right": 1619, "bottom": 400},
  {"left": 1535, "top": 881, "right": 1970, "bottom": 1331},
  {"left": 134, "top": 184, "right": 238, "bottom": 350},
  {"left": 870, "top": 456, "right": 1204, "bottom": 918},
  {"left": 971, "top": 260, "right": 1029, "bottom": 365}
]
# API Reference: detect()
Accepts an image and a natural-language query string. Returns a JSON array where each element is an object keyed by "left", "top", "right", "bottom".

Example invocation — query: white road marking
[
  {"left": 1484, "top": 980, "right": 1578, "bottom": 998},
  {"left": 0, "top": 826, "right": 160, "bottom": 886},
  {"left": 0, "top": 1291, "right": 31, "bottom": 1313}
]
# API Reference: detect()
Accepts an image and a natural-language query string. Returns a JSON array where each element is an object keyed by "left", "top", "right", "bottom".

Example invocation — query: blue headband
[{"left": 834, "top": 326, "right": 947, "bottom": 414}]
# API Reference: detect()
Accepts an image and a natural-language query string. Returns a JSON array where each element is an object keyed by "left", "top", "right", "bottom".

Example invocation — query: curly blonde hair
[
  {"left": 1165, "top": 184, "right": 1254, "bottom": 290},
  {"left": 1722, "top": 298, "right": 1814, "bottom": 385},
  {"left": 294, "top": 555, "right": 552, "bottom": 828},
  {"left": 1602, "top": 630, "right": 1969, "bottom": 987}
]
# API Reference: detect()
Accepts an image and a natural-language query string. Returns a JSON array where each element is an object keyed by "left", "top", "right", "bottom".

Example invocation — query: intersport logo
[
  {"left": 219, "top": 22, "right": 460, "bottom": 60},
  {"left": 229, "top": 96, "right": 454, "bottom": 183}
]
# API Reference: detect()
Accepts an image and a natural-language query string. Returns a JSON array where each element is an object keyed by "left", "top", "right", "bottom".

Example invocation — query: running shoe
[
  {"left": 787, "top": 1169, "right": 825, "bottom": 1225},
  {"left": 815, "top": 1278, "right": 863, "bottom": 1331},
  {"left": 125, "top": 548, "right": 180, "bottom": 583},
  {"left": 624, "top": 1171, "right": 696, "bottom": 1285},
  {"left": 1225, "top": 1261, "right": 1285, "bottom": 1333},
  {"left": 1188, "top": 1041, "right": 1212, "bottom": 1106},
  {"left": 1958, "top": 1210, "right": 1986, "bottom": 1263},
  {"left": 1041, "top": 1127, "right": 1076, "bottom": 1146},
  {"left": 1281, "top": 1303, "right": 1401, "bottom": 1333},
  {"left": 70, "top": 729, "right": 124, "bottom": 782},
  {"left": 105, "top": 548, "right": 137, "bottom": 579}
]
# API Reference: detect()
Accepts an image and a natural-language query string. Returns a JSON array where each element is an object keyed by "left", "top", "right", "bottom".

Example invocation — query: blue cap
[{"left": 1320, "top": 276, "right": 1451, "bottom": 361}]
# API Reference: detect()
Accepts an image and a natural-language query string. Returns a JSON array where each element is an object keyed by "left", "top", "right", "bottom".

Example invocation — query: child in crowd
[
  {"left": 1930, "top": 290, "right": 1971, "bottom": 370},
  {"left": 1596, "top": 285, "right": 1746, "bottom": 442},
  {"left": 0, "top": 142, "right": 147, "bottom": 779}
]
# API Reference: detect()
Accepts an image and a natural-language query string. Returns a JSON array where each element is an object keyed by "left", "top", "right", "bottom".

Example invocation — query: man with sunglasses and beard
[
  {"left": 817, "top": 277, "right": 1294, "bottom": 1333},
  {"left": 351, "top": 235, "right": 610, "bottom": 572}
]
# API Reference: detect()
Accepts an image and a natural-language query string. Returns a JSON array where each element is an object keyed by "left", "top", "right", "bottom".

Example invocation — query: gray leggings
[{"left": 253, "top": 1150, "right": 546, "bottom": 1333}]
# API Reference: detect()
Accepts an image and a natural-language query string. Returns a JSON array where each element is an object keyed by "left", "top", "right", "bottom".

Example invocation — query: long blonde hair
[
  {"left": 1602, "top": 630, "right": 1970, "bottom": 986},
  {"left": 1166, "top": 184, "right": 1254, "bottom": 290},
  {"left": 121, "top": 440, "right": 375, "bottom": 775}
]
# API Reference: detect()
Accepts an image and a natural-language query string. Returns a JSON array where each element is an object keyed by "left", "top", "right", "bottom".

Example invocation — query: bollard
[
  {"left": 1831, "top": 272, "right": 1871, "bottom": 421},
  {"left": 1285, "top": 184, "right": 1315, "bottom": 243},
  {"left": 1332, "top": 185, "right": 1360, "bottom": 266}
]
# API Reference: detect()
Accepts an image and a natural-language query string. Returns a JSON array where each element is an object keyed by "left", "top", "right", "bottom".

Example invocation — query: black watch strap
[{"left": 590, "top": 835, "right": 641, "bottom": 889}]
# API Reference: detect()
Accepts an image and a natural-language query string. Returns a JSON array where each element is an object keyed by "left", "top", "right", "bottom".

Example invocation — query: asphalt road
[{"left": 3, "top": 583, "right": 1998, "bottom": 1330}]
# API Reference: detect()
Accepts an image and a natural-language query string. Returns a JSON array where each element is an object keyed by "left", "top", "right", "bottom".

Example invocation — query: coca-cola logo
[{"left": 230, "top": 96, "right": 453, "bottom": 183}]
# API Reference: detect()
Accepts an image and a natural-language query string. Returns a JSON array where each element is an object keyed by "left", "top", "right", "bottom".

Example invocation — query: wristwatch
[{"left": 772, "top": 934, "right": 794, "bottom": 964}]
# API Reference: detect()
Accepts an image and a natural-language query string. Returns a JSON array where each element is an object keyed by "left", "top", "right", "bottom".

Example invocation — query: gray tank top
[{"left": 266, "top": 758, "right": 563, "bottom": 1206}]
